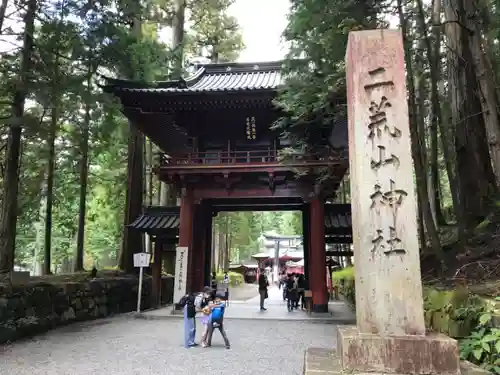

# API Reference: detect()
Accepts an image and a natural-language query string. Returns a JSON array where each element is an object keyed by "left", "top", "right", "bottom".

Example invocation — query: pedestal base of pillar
[
  {"left": 337, "top": 326, "right": 460, "bottom": 375},
  {"left": 312, "top": 303, "right": 329, "bottom": 313},
  {"left": 304, "top": 347, "right": 489, "bottom": 375}
]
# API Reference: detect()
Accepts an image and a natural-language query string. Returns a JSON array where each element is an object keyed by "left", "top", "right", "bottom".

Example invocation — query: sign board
[
  {"left": 173, "top": 246, "right": 189, "bottom": 303},
  {"left": 133, "top": 252, "right": 151, "bottom": 268}
]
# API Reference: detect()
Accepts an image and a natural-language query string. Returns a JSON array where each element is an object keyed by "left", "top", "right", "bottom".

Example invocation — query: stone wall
[{"left": 0, "top": 275, "right": 173, "bottom": 344}]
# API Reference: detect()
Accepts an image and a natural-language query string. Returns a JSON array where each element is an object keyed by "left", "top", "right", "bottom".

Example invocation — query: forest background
[{"left": 0, "top": 0, "right": 499, "bottom": 279}]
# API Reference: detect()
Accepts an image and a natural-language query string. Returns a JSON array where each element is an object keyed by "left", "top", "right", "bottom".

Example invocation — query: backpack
[{"left": 178, "top": 294, "right": 196, "bottom": 318}]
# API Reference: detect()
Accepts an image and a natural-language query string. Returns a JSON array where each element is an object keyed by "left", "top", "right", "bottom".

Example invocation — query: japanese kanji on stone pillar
[{"left": 338, "top": 29, "right": 460, "bottom": 375}]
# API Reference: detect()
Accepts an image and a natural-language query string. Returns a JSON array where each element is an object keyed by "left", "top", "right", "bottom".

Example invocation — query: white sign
[
  {"left": 173, "top": 246, "right": 189, "bottom": 303},
  {"left": 133, "top": 252, "right": 151, "bottom": 268}
]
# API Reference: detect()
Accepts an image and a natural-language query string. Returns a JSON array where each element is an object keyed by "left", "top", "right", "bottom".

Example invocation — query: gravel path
[{"left": 0, "top": 316, "right": 337, "bottom": 375}]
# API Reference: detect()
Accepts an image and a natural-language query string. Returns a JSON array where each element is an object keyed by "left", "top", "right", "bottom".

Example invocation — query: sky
[{"left": 228, "top": 0, "right": 290, "bottom": 62}]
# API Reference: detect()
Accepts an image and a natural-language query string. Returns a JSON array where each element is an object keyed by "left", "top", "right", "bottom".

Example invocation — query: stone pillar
[
  {"left": 338, "top": 29, "right": 459, "bottom": 375},
  {"left": 179, "top": 188, "right": 194, "bottom": 293},
  {"left": 309, "top": 198, "right": 327, "bottom": 313}
]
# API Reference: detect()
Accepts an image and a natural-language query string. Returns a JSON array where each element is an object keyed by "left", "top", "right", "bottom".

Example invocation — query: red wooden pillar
[
  {"left": 309, "top": 198, "right": 328, "bottom": 312},
  {"left": 179, "top": 187, "right": 194, "bottom": 293},
  {"left": 202, "top": 206, "right": 213, "bottom": 288},
  {"left": 194, "top": 203, "right": 206, "bottom": 292},
  {"left": 190, "top": 202, "right": 210, "bottom": 292}
]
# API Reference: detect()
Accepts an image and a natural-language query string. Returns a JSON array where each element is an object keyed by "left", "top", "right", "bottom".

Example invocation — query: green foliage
[
  {"left": 332, "top": 267, "right": 355, "bottom": 306},
  {"left": 331, "top": 266, "right": 354, "bottom": 282},
  {"left": 213, "top": 211, "right": 302, "bottom": 264},
  {"left": 185, "top": 0, "right": 244, "bottom": 62},
  {"left": 460, "top": 297, "right": 500, "bottom": 374},
  {"left": 275, "top": 0, "right": 389, "bottom": 192},
  {"left": 0, "top": 0, "right": 245, "bottom": 273},
  {"left": 215, "top": 271, "right": 243, "bottom": 287},
  {"left": 333, "top": 266, "right": 500, "bottom": 366}
]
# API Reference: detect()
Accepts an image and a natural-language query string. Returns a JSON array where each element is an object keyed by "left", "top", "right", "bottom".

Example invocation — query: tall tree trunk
[
  {"left": 415, "top": 0, "right": 448, "bottom": 225},
  {"left": 0, "top": 0, "right": 37, "bottom": 274},
  {"left": 171, "top": 0, "right": 186, "bottom": 80},
  {"left": 75, "top": 72, "right": 92, "bottom": 272},
  {"left": 158, "top": 0, "right": 186, "bottom": 207},
  {"left": 398, "top": 0, "right": 443, "bottom": 258},
  {"left": 415, "top": 32, "right": 436, "bottom": 226},
  {"left": 0, "top": 0, "right": 8, "bottom": 34},
  {"left": 44, "top": 5, "right": 65, "bottom": 275},
  {"left": 444, "top": 0, "right": 496, "bottom": 235},
  {"left": 43, "top": 106, "right": 57, "bottom": 275},
  {"left": 119, "top": 14, "right": 144, "bottom": 273},
  {"left": 33, "top": 177, "right": 47, "bottom": 276},
  {"left": 466, "top": 0, "right": 500, "bottom": 186}
]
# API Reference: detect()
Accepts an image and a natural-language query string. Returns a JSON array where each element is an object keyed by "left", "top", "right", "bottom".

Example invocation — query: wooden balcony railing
[{"left": 158, "top": 149, "right": 348, "bottom": 168}]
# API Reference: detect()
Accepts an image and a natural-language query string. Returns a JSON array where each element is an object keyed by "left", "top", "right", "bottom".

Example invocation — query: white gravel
[{"left": 0, "top": 316, "right": 338, "bottom": 375}]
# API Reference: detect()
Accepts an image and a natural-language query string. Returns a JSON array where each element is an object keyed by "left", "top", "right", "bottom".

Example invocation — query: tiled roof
[
  {"left": 107, "top": 61, "right": 283, "bottom": 94},
  {"left": 128, "top": 206, "right": 180, "bottom": 232}
]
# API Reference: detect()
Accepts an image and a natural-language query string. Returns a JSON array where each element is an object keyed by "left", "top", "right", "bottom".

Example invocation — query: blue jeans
[{"left": 183, "top": 305, "right": 196, "bottom": 348}]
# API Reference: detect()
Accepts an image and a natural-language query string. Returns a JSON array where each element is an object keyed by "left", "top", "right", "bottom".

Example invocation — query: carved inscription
[
  {"left": 365, "top": 67, "right": 408, "bottom": 256},
  {"left": 367, "top": 96, "right": 402, "bottom": 140},
  {"left": 371, "top": 227, "right": 405, "bottom": 256},
  {"left": 178, "top": 251, "right": 184, "bottom": 290},
  {"left": 246, "top": 116, "right": 256, "bottom": 140},
  {"left": 371, "top": 145, "right": 400, "bottom": 170},
  {"left": 369, "top": 180, "right": 409, "bottom": 256}
]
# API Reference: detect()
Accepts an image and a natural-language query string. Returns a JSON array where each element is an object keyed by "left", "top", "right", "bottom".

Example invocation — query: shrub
[
  {"left": 459, "top": 297, "right": 500, "bottom": 374},
  {"left": 216, "top": 271, "right": 244, "bottom": 287},
  {"left": 332, "top": 267, "right": 355, "bottom": 306}
]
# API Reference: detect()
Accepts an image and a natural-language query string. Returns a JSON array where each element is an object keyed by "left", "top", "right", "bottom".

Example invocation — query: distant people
[
  {"left": 205, "top": 293, "right": 230, "bottom": 349},
  {"left": 211, "top": 271, "right": 218, "bottom": 299},
  {"left": 280, "top": 273, "right": 287, "bottom": 300},
  {"left": 297, "top": 274, "right": 307, "bottom": 310},
  {"left": 211, "top": 271, "right": 217, "bottom": 290},
  {"left": 223, "top": 271, "right": 230, "bottom": 305},
  {"left": 285, "top": 273, "right": 298, "bottom": 312},
  {"left": 258, "top": 270, "right": 269, "bottom": 311}
]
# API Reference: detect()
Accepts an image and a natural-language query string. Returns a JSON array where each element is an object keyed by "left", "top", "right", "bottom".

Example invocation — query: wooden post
[
  {"left": 309, "top": 198, "right": 327, "bottom": 313},
  {"left": 203, "top": 205, "right": 213, "bottom": 287},
  {"left": 151, "top": 239, "right": 162, "bottom": 308},
  {"left": 337, "top": 29, "right": 459, "bottom": 375},
  {"left": 179, "top": 187, "right": 194, "bottom": 293},
  {"left": 302, "top": 204, "right": 310, "bottom": 283}
]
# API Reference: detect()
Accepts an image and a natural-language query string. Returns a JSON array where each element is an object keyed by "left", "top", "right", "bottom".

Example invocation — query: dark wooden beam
[
  {"left": 325, "top": 251, "right": 353, "bottom": 256},
  {"left": 325, "top": 236, "right": 352, "bottom": 244},
  {"left": 214, "top": 204, "right": 303, "bottom": 212}
]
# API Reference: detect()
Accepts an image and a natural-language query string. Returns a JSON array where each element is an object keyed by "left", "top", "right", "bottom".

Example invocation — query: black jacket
[{"left": 258, "top": 274, "right": 268, "bottom": 290}]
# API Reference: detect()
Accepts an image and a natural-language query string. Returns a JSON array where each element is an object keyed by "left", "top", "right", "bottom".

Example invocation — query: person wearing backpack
[
  {"left": 180, "top": 288, "right": 210, "bottom": 348},
  {"left": 205, "top": 293, "right": 230, "bottom": 349}
]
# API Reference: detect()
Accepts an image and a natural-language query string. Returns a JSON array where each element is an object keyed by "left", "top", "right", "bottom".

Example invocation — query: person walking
[
  {"left": 297, "top": 274, "right": 307, "bottom": 310},
  {"left": 210, "top": 271, "right": 217, "bottom": 300},
  {"left": 223, "top": 271, "right": 230, "bottom": 306},
  {"left": 258, "top": 270, "right": 269, "bottom": 311},
  {"left": 285, "top": 273, "right": 298, "bottom": 312}
]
